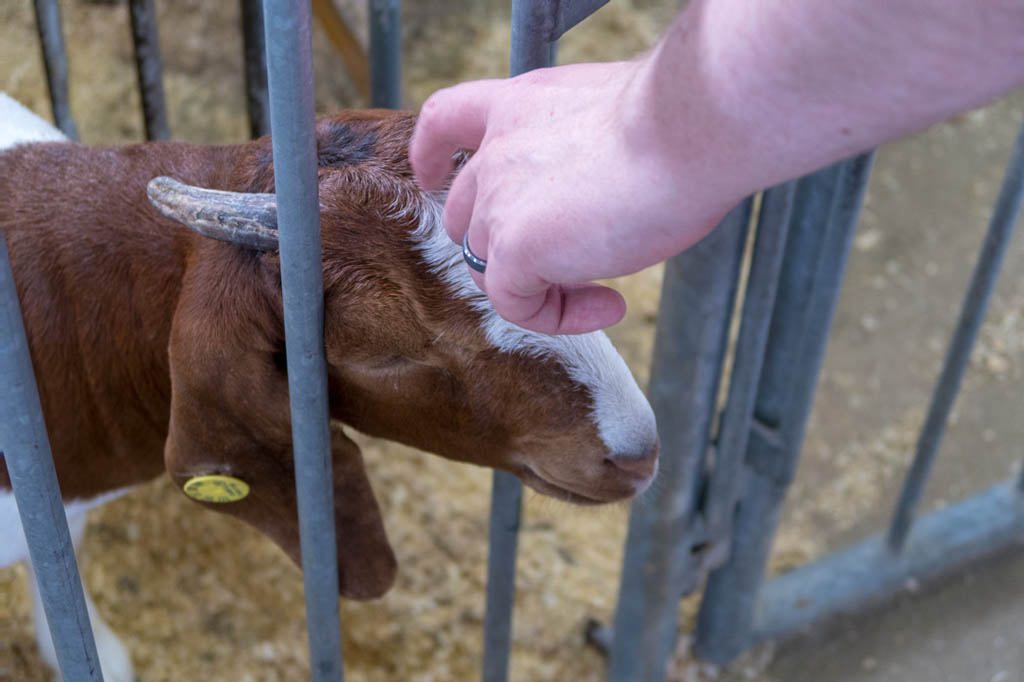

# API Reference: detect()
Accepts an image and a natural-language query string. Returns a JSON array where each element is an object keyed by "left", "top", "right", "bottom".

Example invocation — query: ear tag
[{"left": 183, "top": 475, "right": 250, "bottom": 503}]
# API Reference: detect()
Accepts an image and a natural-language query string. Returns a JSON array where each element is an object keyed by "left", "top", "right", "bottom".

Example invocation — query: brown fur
[{"left": 0, "top": 110, "right": 653, "bottom": 599}]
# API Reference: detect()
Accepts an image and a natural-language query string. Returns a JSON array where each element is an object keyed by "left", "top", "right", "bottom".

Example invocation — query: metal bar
[
  {"left": 1, "top": 233, "right": 103, "bottom": 681},
  {"left": 693, "top": 153, "right": 875, "bottom": 666},
  {"left": 478, "top": 3, "right": 599, "bottom": 679},
  {"left": 700, "top": 181, "right": 797, "bottom": 569},
  {"left": 128, "top": 0, "right": 170, "bottom": 141},
  {"left": 550, "top": 0, "right": 609, "bottom": 39},
  {"left": 32, "top": 0, "right": 78, "bottom": 140},
  {"left": 368, "top": 0, "right": 401, "bottom": 109},
  {"left": 513, "top": 0, "right": 610, "bottom": 42},
  {"left": 509, "top": 0, "right": 549, "bottom": 78},
  {"left": 756, "top": 478, "right": 1024, "bottom": 642},
  {"left": 887, "top": 122, "right": 1024, "bottom": 551},
  {"left": 482, "top": 470, "right": 523, "bottom": 682},
  {"left": 241, "top": 0, "right": 271, "bottom": 138},
  {"left": 261, "top": 1, "right": 343, "bottom": 680},
  {"left": 606, "top": 199, "right": 753, "bottom": 682}
]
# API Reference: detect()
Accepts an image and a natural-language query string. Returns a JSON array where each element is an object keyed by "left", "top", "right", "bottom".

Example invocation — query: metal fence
[
  {"left": 600, "top": 118, "right": 1024, "bottom": 681},
  {"left": 5, "top": 1, "right": 1024, "bottom": 681}
]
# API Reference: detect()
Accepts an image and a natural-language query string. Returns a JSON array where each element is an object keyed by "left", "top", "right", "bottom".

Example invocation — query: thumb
[{"left": 485, "top": 263, "right": 626, "bottom": 334}]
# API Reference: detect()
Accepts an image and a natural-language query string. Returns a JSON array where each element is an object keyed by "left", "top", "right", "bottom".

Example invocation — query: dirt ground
[{"left": 2, "top": 1, "right": 1024, "bottom": 681}]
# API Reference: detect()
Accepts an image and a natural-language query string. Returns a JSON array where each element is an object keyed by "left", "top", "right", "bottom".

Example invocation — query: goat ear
[
  {"left": 164, "top": 293, "right": 396, "bottom": 600},
  {"left": 164, "top": 377, "right": 397, "bottom": 600},
  {"left": 147, "top": 176, "right": 280, "bottom": 251},
  {"left": 327, "top": 427, "right": 398, "bottom": 599}
]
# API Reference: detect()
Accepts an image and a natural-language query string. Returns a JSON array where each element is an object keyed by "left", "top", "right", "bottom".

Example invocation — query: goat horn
[{"left": 146, "top": 176, "right": 279, "bottom": 251}]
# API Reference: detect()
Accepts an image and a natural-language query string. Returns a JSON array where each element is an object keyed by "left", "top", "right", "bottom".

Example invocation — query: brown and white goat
[{"left": 0, "top": 93, "right": 657, "bottom": 681}]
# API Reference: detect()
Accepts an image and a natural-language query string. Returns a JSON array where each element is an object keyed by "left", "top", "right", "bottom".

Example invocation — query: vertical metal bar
[
  {"left": 1, "top": 235, "right": 103, "bottom": 681},
  {"left": 512, "top": 0, "right": 610, "bottom": 44},
  {"left": 480, "top": 4, "right": 618, "bottom": 678},
  {"left": 32, "top": 0, "right": 78, "bottom": 140},
  {"left": 606, "top": 200, "right": 753, "bottom": 682},
  {"left": 128, "top": 0, "right": 170, "bottom": 141},
  {"left": 368, "top": 0, "right": 402, "bottom": 109},
  {"left": 261, "top": 1, "right": 343, "bottom": 680},
  {"left": 700, "top": 182, "right": 797, "bottom": 567},
  {"left": 887, "top": 121, "right": 1024, "bottom": 551},
  {"left": 479, "top": 4, "right": 562, "bottom": 680},
  {"left": 241, "top": 0, "right": 271, "bottom": 138},
  {"left": 693, "top": 153, "right": 875, "bottom": 665},
  {"left": 549, "top": 0, "right": 610, "bottom": 38},
  {"left": 509, "top": 0, "right": 553, "bottom": 76},
  {"left": 482, "top": 470, "right": 522, "bottom": 682}
]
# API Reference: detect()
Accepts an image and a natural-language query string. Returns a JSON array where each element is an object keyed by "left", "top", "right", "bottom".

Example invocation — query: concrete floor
[
  {"left": 718, "top": 89, "right": 1024, "bottom": 682},
  {"left": 761, "top": 551, "right": 1024, "bottom": 682}
]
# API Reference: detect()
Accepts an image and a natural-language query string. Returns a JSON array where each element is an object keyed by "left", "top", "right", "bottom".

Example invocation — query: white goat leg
[{"left": 27, "top": 510, "right": 135, "bottom": 682}]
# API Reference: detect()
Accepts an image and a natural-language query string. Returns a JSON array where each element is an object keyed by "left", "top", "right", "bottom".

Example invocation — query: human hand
[
  {"left": 410, "top": 60, "right": 737, "bottom": 335},
  {"left": 411, "top": 0, "right": 1024, "bottom": 336}
]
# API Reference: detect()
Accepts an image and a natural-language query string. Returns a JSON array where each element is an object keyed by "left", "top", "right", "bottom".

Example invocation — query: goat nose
[{"left": 606, "top": 443, "right": 659, "bottom": 478}]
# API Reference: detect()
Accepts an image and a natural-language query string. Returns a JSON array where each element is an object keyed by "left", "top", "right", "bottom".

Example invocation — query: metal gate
[
  {"left": 601, "top": 99, "right": 1024, "bottom": 681},
  {"left": 4, "top": 1, "right": 1024, "bottom": 682}
]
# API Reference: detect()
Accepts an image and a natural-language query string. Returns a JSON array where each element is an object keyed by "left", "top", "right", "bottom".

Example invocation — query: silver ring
[{"left": 462, "top": 233, "right": 487, "bottom": 274}]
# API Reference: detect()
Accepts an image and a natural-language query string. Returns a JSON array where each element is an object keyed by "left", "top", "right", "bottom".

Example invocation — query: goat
[{"left": 0, "top": 93, "right": 658, "bottom": 681}]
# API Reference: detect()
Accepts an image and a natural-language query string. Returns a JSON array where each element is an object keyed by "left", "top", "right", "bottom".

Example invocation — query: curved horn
[{"left": 146, "top": 176, "right": 279, "bottom": 251}]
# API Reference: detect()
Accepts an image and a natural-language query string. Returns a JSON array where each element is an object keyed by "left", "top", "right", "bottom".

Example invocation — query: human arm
[{"left": 410, "top": 0, "right": 1024, "bottom": 334}]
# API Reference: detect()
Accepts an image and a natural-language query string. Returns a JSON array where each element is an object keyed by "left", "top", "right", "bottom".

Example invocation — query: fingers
[
  {"left": 446, "top": 168, "right": 625, "bottom": 334},
  {"left": 442, "top": 160, "right": 478, "bottom": 244},
  {"left": 410, "top": 79, "right": 505, "bottom": 190},
  {"left": 413, "top": 76, "right": 629, "bottom": 335},
  {"left": 444, "top": 162, "right": 490, "bottom": 291}
]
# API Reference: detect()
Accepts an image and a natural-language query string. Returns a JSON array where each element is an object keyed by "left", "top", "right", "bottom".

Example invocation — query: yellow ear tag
[{"left": 183, "top": 475, "right": 250, "bottom": 503}]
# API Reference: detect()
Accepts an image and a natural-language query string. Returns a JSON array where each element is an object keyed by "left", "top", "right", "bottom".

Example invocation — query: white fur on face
[{"left": 410, "top": 196, "right": 658, "bottom": 458}]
